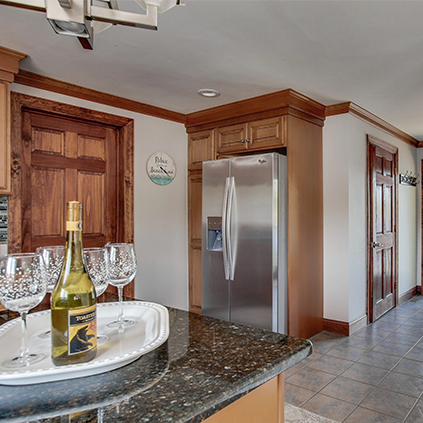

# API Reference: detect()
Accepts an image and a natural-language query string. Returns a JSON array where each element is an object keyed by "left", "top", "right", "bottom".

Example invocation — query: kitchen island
[{"left": 0, "top": 294, "right": 312, "bottom": 422}]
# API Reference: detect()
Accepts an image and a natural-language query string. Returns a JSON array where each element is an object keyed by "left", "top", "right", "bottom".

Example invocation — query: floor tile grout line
[
  {"left": 296, "top": 298, "right": 423, "bottom": 421},
  {"left": 337, "top": 318, "right": 423, "bottom": 422},
  {"left": 303, "top": 298, "right": 423, "bottom": 423}
]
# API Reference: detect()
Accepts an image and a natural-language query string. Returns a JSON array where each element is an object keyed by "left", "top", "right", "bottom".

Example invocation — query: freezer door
[
  {"left": 229, "top": 153, "right": 277, "bottom": 331},
  {"left": 202, "top": 159, "right": 230, "bottom": 322}
]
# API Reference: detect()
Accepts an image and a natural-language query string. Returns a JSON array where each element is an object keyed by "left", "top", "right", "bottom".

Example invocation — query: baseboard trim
[
  {"left": 417, "top": 286, "right": 421, "bottom": 295},
  {"left": 349, "top": 315, "right": 368, "bottom": 335},
  {"left": 323, "top": 314, "right": 367, "bottom": 337},
  {"left": 323, "top": 318, "right": 349, "bottom": 336},
  {"left": 399, "top": 286, "right": 417, "bottom": 306}
]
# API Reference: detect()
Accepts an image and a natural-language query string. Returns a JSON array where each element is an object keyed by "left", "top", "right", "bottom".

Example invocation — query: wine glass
[
  {"left": 35, "top": 246, "right": 65, "bottom": 339},
  {"left": 105, "top": 243, "right": 137, "bottom": 329},
  {"left": 36, "top": 246, "right": 65, "bottom": 294},
  {"left": 83, "top": 247, "right": 109, "bottom": 344},
  {"left": 0, "top": 253, "right": 47, "bottom": 368}
]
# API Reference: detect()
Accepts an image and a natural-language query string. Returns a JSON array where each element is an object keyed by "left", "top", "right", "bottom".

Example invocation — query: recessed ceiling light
[{"left": 198, "top": 89, "right": 220, "bottom": 98}]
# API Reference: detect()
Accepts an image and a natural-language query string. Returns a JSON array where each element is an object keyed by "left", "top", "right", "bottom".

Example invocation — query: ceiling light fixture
[
  {"left": 198, "top": 89, "right": 220, "bottom": 98},
  {"left": 0, "top": 0, "right": 185, "bottom": 50}
]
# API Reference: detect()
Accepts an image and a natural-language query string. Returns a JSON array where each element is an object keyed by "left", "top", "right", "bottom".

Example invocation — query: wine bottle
[{"left": 51, "top": 201, "right": 97, "bottom": 366}]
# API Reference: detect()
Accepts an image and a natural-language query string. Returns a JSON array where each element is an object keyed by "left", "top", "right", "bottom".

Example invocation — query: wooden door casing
[
  {"left": 367, "top": 136, "right": 398, "bottom": 322},
  {"left": 9, "top": 93, "right": 134, "bottom": 296}
]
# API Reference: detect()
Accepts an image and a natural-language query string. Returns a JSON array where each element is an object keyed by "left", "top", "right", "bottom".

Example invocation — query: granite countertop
[{"left": 0, "top": 294, "right": 312, "bottom": 423}]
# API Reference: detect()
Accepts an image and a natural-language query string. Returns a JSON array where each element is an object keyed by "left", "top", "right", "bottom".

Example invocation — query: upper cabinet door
[
  {"left": 248, "top": 117, "right": 284, "bottom": 151},
  {"left": 216, "top": 123, "right": 248, "bottom": 155},
  {"left": 188, "top": 130, "right": 214, "bottom": 171}
]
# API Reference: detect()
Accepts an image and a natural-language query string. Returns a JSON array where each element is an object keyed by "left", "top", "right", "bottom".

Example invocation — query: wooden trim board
[
  {"left": 186, "top": 89, "right": 326, "bottom": 132},
  {"left": 14, "top": 70, "right": 186, "bottom": 124},
  {"left": 398, "top": 287, "right": 418, "bottom": 306},
  {"left": 323, "top": 315, "right": 367, "bottom": 336},
  {"left": 326, "top": 102, "right": 419, "bottom": 148},
  {"left": 323, "top": 319, "right": 349, "bottom": 337}
]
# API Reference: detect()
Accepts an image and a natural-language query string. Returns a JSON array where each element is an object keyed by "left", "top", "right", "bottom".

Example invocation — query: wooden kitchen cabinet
[
  {"left": 216, "top": 116, "right": 284, "bottom": 155},
  {"left": 185, "top": 89, "right": 325, "bottom": 338},
  {"left": 188, "top": 129, "right": 214, "bottom": 171}
]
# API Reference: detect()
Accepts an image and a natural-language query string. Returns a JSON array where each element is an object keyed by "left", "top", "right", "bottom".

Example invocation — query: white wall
[
  {"left": 11, "top": 84, "right": 189, "bottom": 311},
  {"left": 324, "top": 114, "right": 417, "bottom": 324},
  {"left": 417, "top": 148, "right": 423, "bottom": 289},
  {"left": 323, "top": 114, "right": 350, "bottom": 322}
]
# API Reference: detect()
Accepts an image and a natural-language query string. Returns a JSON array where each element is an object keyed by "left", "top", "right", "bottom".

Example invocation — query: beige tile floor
[{"left": 285, "top": 295, "right": 423, "bottom": 422}]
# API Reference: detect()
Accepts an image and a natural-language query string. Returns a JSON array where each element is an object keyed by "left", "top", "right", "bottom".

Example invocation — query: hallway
[{"left": 285, "top": 296, "right": 423, "bottom": 422}]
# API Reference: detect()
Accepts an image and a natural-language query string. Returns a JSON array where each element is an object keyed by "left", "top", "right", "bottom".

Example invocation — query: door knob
[{"left": 372, "top": 242, "right": 384, "bottom": 248}]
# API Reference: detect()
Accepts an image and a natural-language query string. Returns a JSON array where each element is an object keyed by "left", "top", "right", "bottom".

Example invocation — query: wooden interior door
[
  {"left": 368, "top": 136, "right": 398, "bottom": 322},
  {"left": 17, "top": 110, "right": 117, "bottom": 251},
  {"left": 9, "top": 93, "right": 134, "bottom": 296}
]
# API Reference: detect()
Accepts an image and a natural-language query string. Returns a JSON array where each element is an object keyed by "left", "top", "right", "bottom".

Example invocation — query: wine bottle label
[
  {"left": 67, "top": 305, "right": 97, "bottom": 355},
  {"left": 66, "top": 221, "right": 83, "bottom": 231}
]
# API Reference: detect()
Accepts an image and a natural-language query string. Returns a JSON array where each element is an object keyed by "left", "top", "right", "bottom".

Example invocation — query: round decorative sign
[{"left": 146, "top": 152, "right": 176, "bottom": 186}]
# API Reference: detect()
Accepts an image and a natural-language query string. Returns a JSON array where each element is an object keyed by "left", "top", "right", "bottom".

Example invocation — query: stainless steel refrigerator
[{"left": 202, "top": 152, "right": 287, "bottom": 333}]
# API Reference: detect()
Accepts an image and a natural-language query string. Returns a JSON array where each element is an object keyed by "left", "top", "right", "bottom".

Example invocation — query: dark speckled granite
[{"left": 0, "top": 294, "right": 312, "bottom": 422}]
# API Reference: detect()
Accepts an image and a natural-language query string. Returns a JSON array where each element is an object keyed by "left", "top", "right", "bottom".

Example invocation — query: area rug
[{"left": 285, "top": 403, "right": 339, "bottom": 423}]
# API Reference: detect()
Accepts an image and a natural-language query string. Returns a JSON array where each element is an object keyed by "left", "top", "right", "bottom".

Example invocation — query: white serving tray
[{"left": 0, "top": 301, "right": 169, "bottom": 385}]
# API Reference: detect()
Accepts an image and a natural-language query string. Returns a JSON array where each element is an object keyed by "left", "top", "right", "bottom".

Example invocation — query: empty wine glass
[
  {"left": 105, "top": 243, "right": 137, "bottom": 329},
  {"left": 36, "top": 246, "right": 65, "bottom": 339},
  {"left": 83, "top": 247, "right": 109, "bottom": 344},
  {"left": 0, "top": 253, "right": 47, "bottom": 368}
]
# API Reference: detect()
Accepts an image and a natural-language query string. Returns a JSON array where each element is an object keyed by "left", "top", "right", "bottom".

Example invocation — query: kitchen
[{"left": 0, "top": 1, "right": 422, "bottom": 422}]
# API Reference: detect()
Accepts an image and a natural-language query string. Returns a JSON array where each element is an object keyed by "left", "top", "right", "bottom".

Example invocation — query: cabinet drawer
[
  {"left": 248, "top": 117, "right": 284, "bottom": 150},
  {"left": 188, "top": 130, "right": 214, "bottom": 171},
  {"left": 216, "top": 123, "right": 248, "bottom": 154}
]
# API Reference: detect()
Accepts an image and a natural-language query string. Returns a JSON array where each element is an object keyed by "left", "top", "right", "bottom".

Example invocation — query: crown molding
[
  {"left": 185, "top": 89, "right": 326, "bottom": 132},
  {"left": 13, "top": 69, "right": 186, "bottom": 124},
  {"left": 326, "top": 102, "right": 419, "bottom": 148},
  {"left": 0, "top": 47, "right": 27, "bottom": 82}
]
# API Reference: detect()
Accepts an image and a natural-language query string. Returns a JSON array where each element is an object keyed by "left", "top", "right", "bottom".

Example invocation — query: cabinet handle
[
  {"left": 241, "top": 139, "right": 246, "bottom": 143},
  {"left": 246, "top": 138, "right": 251, "bottom": 143}
]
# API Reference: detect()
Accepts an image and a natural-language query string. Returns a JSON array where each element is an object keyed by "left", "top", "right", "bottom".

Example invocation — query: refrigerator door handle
[
  {"left": 221, "top": 177, "right": 230, "bottom": 281},
  {"left": 227, "top": 176, "right": 235, "bottom": 281}
]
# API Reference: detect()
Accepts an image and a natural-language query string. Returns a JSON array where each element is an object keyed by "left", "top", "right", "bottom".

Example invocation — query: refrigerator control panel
[{"left": 207, "top": 217, "right": 222, "bottom": 251}]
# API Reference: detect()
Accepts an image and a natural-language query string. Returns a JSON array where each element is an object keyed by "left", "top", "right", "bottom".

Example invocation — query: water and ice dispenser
[{"left": 207, "top": 217, "right": 222, "bottom": 251}]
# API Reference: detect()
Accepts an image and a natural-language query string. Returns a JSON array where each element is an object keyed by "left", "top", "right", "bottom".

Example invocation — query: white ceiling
[{"left": 2, "top": 0, "right": 423, "bottom": 139}]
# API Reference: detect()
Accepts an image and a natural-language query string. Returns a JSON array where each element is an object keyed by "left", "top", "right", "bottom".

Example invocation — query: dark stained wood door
[
  {"left": 368, "top": 138, "right": 397, "bottom": 322},
  {"left": 9, "top": 93, "right": 135, "bottom": 298},
  {"left": 15, "top": 110, "right": 117, "bottom": 251}
]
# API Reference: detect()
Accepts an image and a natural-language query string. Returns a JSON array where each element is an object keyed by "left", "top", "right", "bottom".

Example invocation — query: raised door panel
[
  {"left": 32, "top": 128, "right": 64, "bottom": 156},
  {"left": 188, "top": 130, "right": 214, "bottom": 171},
  {"left": 78, "top": 171, "right": 106, "bottom": 242},
  {"left": 189, "top": 173, "right": 203, "bottom": 313},
  {"left": 248, "top": 117, "right": 284, "bottom": 151},
  {"left": 78, "top": 136, "right": 106, "bottom": 161},
  {"left": 190, "top": 176, "right": 203, "bottom": 243},
  {"left": 216, "top": 123, "right": 247, "bottom": 155},
  {"left": 190, "top": 247, "right": 202, "bottom": 314},
  {"left": 31, "top": 167, "right": 65, "bottom": 239}
]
